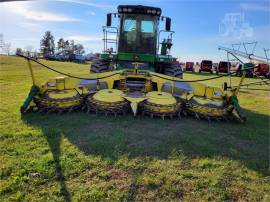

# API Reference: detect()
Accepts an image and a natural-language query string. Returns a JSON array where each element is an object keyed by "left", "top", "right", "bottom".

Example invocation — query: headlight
[
  {"left": 157, "top": 11, "right": 161, "bottom": 15},
  {"left": 128, "top": 8, "right": 132, "bottom": 12},
  {"left": 118, "top": 8, "right": 122, "bottom": 12},
  {"left": 123, "top": 8, "right": 128, "bottom": 12},
  {"left": 151, "top": 10, "right": 156, "bottom": 14},
  {"left": 147, "top": 9, "right": 151, "bottom": 14}
]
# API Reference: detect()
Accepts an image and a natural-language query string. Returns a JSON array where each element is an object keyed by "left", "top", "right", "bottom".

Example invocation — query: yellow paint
[
  {"left": 31, "top": 67, "right": 240, "bottom": 117},
  {"left": 123, "top": 95, "right": 147, "bottom": 116},
  {"left": 192, "top": 96, "right": 224, "bottom": 107},
  {"left": 93, "top": 89, "right": 124, "bottom": 103},
  {"left": 130, "top": 102, "right": 138, "bottom": 116},
  {"left": 190, "top": 82, "right": 206, "bottom": 97},
  {"left": 56, "top": 77, "right": 65, "bottom": 90},
  {"left": 27, "top": 59, "right": 36, "bottom": 85},
  {"left": 146, "top": 91, "right": 177, "bottom": 105},
  {"left": 235, "top": 72, "right": 246, "bottom": 96}
]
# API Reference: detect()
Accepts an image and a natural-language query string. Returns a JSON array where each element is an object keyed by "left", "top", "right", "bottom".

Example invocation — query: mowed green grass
[{"left": 0, "top": 56, "right": 269, "bottom": 201}]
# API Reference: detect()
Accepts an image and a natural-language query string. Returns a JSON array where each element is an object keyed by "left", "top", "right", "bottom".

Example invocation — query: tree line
[{"left": 40, "top": 31, "right": 85, "bottom": 55}]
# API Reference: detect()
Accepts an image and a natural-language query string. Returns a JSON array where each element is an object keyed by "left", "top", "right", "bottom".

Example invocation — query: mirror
[
  {"left": 106, "top": 13, "right": 112, "bottom": 27},
  {"left": 165, "top": 17, "right": 171, "bottom": 31}
]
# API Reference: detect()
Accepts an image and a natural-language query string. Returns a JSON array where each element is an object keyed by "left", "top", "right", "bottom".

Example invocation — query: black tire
[
  {"left": 164, "top": 63, "right": 183, "bottom": 78},
  {"left": 90, "top": 59, "right": 110, "bottom": 73}
]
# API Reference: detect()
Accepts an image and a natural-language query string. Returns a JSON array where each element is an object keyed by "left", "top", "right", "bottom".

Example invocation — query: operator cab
[
  {"left": 117, "top": 5, "right": 161, "bottom": 55},
  {"left": 99, "top": 5, "right": 180, "bottom": 77}
]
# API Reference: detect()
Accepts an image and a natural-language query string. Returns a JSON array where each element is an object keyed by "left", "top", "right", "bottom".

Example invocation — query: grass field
[{"left": 0, "top": 56, "right": 269, "bottom": 201}]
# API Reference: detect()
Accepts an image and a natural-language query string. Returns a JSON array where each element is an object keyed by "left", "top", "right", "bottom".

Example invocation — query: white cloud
[
  {"left": 18, "top": 22, "right": 45, "bottom": 31},
  {"left": 54, "top": 0, "right": 113, "bottom": 9},
  {"left": 2, "top": 1, "right": 82, "bottom": 22},
  {"left": 64, "top": 33, "right": 118, "bottom": 43},
  {"left": 88, "top": 11, "right": 96, "bottom": 16},
  {"left": 241, "top": 3, "right": 270, "bottom": 12},
  {"left": 13, "top": 38, "right": 40, "bottom": 42},
  {"left": 64, "top": 35, "right": 102, "bottom": 42}
]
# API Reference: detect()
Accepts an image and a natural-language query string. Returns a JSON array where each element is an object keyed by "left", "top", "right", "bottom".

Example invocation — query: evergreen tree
[
  {"left": 64, "top": 40, "right": 70, "bottom": 52},
  {"left": 69, "top": 40, "right": 75, "bottom": 54},
  {"left": 57, "top": 38, "right": 65, "bottom": 53},
  {"left": 40, "top": 31, "right": 55, "bottom": 55}
]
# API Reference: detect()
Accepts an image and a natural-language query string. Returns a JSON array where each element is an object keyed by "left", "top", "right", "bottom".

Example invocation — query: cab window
[
  {"left": 124, "top": 19, "right": 136, "bottom": 31},
  {"left": 141, "top": 20, "right": 154, "bottom": 33}
]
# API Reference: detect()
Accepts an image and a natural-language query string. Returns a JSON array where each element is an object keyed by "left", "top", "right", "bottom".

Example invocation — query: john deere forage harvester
[{"left": 20, "top": 5, "right": 247, "bottom": 122}]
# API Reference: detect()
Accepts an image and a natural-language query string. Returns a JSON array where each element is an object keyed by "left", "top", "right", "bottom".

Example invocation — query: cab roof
[{"left": 117, "top": 5, "right": 162, "bottom": 16}]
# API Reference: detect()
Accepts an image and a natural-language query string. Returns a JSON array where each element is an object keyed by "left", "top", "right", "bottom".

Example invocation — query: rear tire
[
  {"left": 164, "top": 63, "right": 183, "bottom": 78},
  {"left": 90, "top": 59, "right": 110, "bottom": 73}
]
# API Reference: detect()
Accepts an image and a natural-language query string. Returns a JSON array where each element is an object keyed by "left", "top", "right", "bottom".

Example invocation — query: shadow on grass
[
  {"left": 40, "top": 130, "right": 71, "bottom": 202},
  {"left": 22, "top": 108, "right": 269, "bottom": 192}
]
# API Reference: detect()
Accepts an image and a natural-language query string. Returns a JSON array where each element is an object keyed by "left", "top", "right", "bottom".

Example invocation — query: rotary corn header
[{"left": 20, "top": 5, "right": 248, "bottom": 122}]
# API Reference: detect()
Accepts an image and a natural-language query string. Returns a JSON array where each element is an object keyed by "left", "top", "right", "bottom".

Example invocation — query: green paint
[
  {"left": 229, "top": 95, "right": 239, "bottom": 107},
  {"left": 101, "top": 52, "right": 172, "bottom": 64},
  {"left": 117, "top": 52, "right": 156, "bottom": 63},
  {"left": 21, "top": 85, "right": 40, "bottom": 112}
]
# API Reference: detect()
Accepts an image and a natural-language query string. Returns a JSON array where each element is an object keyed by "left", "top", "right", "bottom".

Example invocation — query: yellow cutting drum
[
  {"left": 86, "top": 89, "right": 129, "bottom": 115},
  {"left": 142, "top": 91, "right": 181, "bottom": 118}
]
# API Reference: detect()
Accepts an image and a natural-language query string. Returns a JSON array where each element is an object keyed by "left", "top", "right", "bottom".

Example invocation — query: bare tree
[
  {"left": 24, "top": 45, "right": 33, "bottom": 52},
  {"left": 0, "top": 34, "right": 11, "bottom": 55},
  {"left": 74, "top": 44, "right": 85, "bottom": 54},
  {"left": 5, "top": 43, "right": 11, "bottom": 55},
  {"left": 0, "top": 34, "right": 4, "bottom": 50}
]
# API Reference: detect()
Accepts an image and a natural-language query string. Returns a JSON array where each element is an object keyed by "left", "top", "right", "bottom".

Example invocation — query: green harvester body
[{"left": 100, "top": 5, "right": 176, "bottom": 71}]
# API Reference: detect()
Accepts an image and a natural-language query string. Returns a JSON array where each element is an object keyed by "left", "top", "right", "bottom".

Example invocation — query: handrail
[
  {"left": 157, "top": 30, "right": 175, "bottom": 55},
  {"left": 102, "top": 26, "right": 118, "bottom": 53}
]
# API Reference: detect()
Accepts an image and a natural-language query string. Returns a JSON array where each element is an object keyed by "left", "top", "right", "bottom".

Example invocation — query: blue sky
[{"left": 0, "top": 0, "right": 269, "bottom": 62}]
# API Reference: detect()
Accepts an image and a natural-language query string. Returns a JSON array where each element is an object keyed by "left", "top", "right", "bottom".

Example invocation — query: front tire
[{"left": 164, "top": 63, "right": 183, "bottom": 78}]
